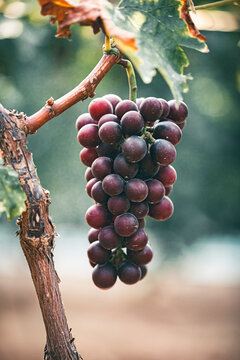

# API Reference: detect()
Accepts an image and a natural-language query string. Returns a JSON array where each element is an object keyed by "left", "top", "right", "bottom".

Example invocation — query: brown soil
[{"left": 0, "top": 273, "right": 239, "bottom": 360}]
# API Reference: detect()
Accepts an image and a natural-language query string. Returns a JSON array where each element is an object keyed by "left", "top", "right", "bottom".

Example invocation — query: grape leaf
[
  {"left": 0, "top": 159, "right": 26, "bottom": 221},
  {"left": 112, "top": 0, "right": 209, "bottom": 100},
  {"left": 38, "top": 0, "right": 136, "bottom": 49}
]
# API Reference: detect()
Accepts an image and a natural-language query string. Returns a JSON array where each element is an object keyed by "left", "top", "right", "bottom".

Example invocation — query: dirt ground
[{"left": 0, "top": 272, "right": 239, "bottom": 360}]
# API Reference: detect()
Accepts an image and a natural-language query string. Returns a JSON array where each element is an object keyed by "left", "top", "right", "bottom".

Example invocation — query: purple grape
[
  {"left": 138, "top": 218, "right": 145, "bottom": 228},
  {"left": 85, "top": 167, "right": 94, "bottom": 182},
  {"left": 165, "top": 185, "right": 173, "bottom": 196},
  {"left": 158, "top": 98, "right": 170, "bottom": 119},
  {"left": 91, "top": 156, "right": 112, "bottom": 180},
  {"left": 87, "top": 241, "right": 111, "bottom": 264},
  {"left": 107, "top": 195, "right": 130, "bottom": 215},
  {"left": 98, "top": 114, "right": 119, "bottom": 128},
  {"left": 140, "top": 97, "right": 163, "bottom": 122},
  {"left": 97, "top": 143, "right": 119, "bottom": 159},
  {"left": 150, "top": 139, "right": 176, "bottom": 166},
  {"left": 86, "top": 178, "right": 98, "bottom": 197},
  {"left": 91, "top": 181, "right": 109, "bottom": 204},
  {"left": 85, "top": 204, "right": 110, "bottom": 229},
  {"left": 146, "top": 179, "right": 165, "bottom": 204},
  {"left": 136, "top": 97, "right": 144, "bottom": 110},
  {"left": 76, "top": 113, "right": 96, "bottom": 131},
  {"left": 102, "top": 174, "right": 124, "bottom": 196},
  {"left": 138, "top": 153, "right": 160, "bottom": 179},
  {"left": 92, "top": 263, "right": 117, "bottom": 289},
  {"left": 80, "top": 147, "right": 98, "bottom": 167},
  {"left": 149, "top": 196, "right": 174, "bottom": 221},
  {"left": 115, "top": 100, "right": 138, "bottom": 119},
  {"left": 126, "top": 228, "right": 148, "bottom": 251},
  {"left": 120, "top": 111, "right": 144, "bottom": 135},
  {"left": 168, "top": 100, "right": 188, "bottom": 124},
  {"left": 155, "top": 165, "right": 177, "bottom": 187},
  {"left": 139, "top": 265, "right": 147, "bottom": 280},
  {"left": 114, "top": 213, "right": 138, "bottom": 237},
  {"left": 130, "top": 201, "right": 149, "bottom": 219},
  {"left": 88, "top": 228, "right": 100, "bottom": 243},
  {"left": 153, "top": 121, "right": 182, "bottom": 145},
  {"left": 122, "top": 136, "right": 147, "bottom": 163},
  {"left": 99, "top": 121, "right": 122, "bottom": 145},
  {"left": 113, "top": 154, "right": 139, "bottom": 179},
  {"left": 178, "top": 121, "right": 186, "bottom": 130},
  {"left": 118, "top": 261, "right": 141, "bottom": 285},
  {"left": 127, "top": 244, "right": 153, "bottom": 266},
  {"left": 103, "top": 94, "right": 122, "bottom": 111},
  {"left": 77, "top": 124, "right": 100, "bottom": 148},
  {"left": 125, "top": 178, "right": 148, "bottom": 202},
  {"left": 98, "top": 225, "right": 122, "bottom": 249},
  {"left": 88, "top": 98, "right": 113, "bottom": 121}
]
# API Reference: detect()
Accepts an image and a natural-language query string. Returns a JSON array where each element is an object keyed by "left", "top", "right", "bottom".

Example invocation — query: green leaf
[
  {"left": 112, "top": 0, "right": 208, "bottom": 100},
  {"left": 0, "top": 159, "right": 26, "bottom": 221}
]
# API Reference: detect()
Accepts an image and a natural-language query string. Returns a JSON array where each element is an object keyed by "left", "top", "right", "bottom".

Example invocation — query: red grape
[
  {"left": 98, "top": 114, "right": 119, "bottom": 127},
  {"left": 168, "top": 99, "right": 188, "bottom": 124},
  {"left": 113, "top": 154, "right": 139, "bottom": 179},
  {"left": 91, "top": 156, "right": 112, "bottom": 180},
  {"left": 127, "top": 244, "right": 153, "bottom": 266},
  {"left": 114, "top": 213, "right": 138, "bottom": 237},
  {"left": 126, "top": 228, "right": 148, "bottom": 251},
  {"left": 107, "top": 195, "right": 130, "bottom": 215},
  {"left": 88, "top": 98, "right": 113, "bottom": 121},
  {"left": 120, "top": 111, "right": 144, "bottom": 135},
  {"left": 150, "top": 139, "right": 176, "bottom": 166},
  {"left": 76, "top": 113, "right": 96, "bottom": 131},
  {"left": 122, "top": 136, "right": 147, "bottom": 163},
  {"left": 88, "top": 228, "right": 100, "bottom": 243},
  {"left": 102, "top": 174, "right": 124, "bottom": 196},
  {"left": 155, "top": 165, "right": 177, "bottom": 187},
  {"left": 149, "top": 196, "right": 174, "bottom": 221},
  {"left": 146, "top": 179, "right": 165, "bottom": 204},
  {"left": 153, "top": 121, "right": 182, "bottom": 145},
  {"left": 85, "top": 204, "right": 110, "bottom": 229},
  {"left": 92, "top": 263, "right": 117, "bottom": 289},
  {"left": 99, "top": 121, "right": 122, "bottom": 145},
  {"left": 125, "top": 178, "right": 148, "bottom": 202},
  {"left": 115, "top": 99, "right": 138, "bottom": 119},
  {"left": 77, "top": 124, "right": 100, "bottom": 148},
  {"left": 103, "top": 94, "right": 122, "bottom": 111},
  {"left": 140, "top": 97, "right": 163, "bottom": 122},
  {"left": 98, "top": 225, "right": 122, "bottom": 249},
  {"left": 86, "top": 178, "right": 98, "bottom": 197},
  {"left": 118, "top": 261, "right": 141, "bottom": 285},
  {"left": 80, "top": 147, "right": 98, "bottom": 167},
  {"left": 91, "top": 181, "right": 109, "bottom": 204},
  {"left": 130, "top": 201, "right": 149, "bottom": 219},
  {"left": 87, "top": 241, "right": 111, "bottom": 264}
]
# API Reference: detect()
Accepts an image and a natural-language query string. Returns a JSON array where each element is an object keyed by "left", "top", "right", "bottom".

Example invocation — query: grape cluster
[{"left": 76, "top": 94, "right": 188, "bottom": 289}]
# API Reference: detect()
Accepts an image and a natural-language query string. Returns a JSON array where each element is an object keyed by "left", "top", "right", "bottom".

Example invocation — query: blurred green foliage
[{"left": 0, "top": 0, "right": 239, "bottom": 258}]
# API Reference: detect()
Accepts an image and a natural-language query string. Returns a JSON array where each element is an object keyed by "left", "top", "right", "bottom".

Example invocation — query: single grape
[
  {"left": 87, "top": 241, "right": 111, "bottom": 264},
  {"left": 136, "top": 97, "right": 144, "bottom": 110},
  {"left": 120, "top": 111, "right": 144, "bottom": 135},
  {"left": 154, "top": 165, "right": 177, "bottom": 187},
  {"left": 165, "top": 185, "right": 173, "bottom": 196},
  {"left": 114, "top": 213, "right": 139, "bottom": 237},
  {"left": 127, "top": 244, "right": 153, "bottom": 266},
  {"left": 178, "top": 121, "right": 186, "bottom": 130},
  {"left": 158, "top": 98, "right": 170, "bottom": 119},
  {"left": 125, "top": 178, "right": 148, "bottom": 203},
  {"left": 91, "top": 181, "right": 109, "bottom": 204},
  {"left": 150, "top": 139, "right": 176, "bottom": 166},
  {"left": 140, "top": 97, "right": 163, "bottom": 122},
  {"left": 99, "top": 121, "right": 122, "bottom": 145},
  {"left": 118, "top": 261, "right": 141, "bottom": 285},
  {"left": 168, "top": 99, "right": 188, "bottom": 124},
  {"left": 80, "top": 147, "right": 98, "bottom": 167},
  {"left": 76, "top": 113, "right": 96, "bottom": 131},
  {"left": 139, "top": 265, "right": 147, "bottom": 280},
  {"left": 138, "top": 153, "right": 160, "bottom": 179},
  {"left": 85, "top": 167, "right": 94, "bottom": 182},
  {"left": 77, "top": 124, "right": 100, "bottom": 148},
  {"left": 97, "top": 143, "right": 119, "bottom": 159},
  {"left": 149, "top": 196, "right": 174, "bottom": 221},
  {"left": 88, "top": 98, "right": 113, "bottom": 121},
  {"left": 86, "top": 178, "right": 98, "bottom": 197},
  {"left": 85, "top": 204, "right": 110, "bottom": 229},
  {"left": 98, "top": 225, "right": 122, "bottom": 249},
  {"left": 138, "top": 218, "right": 145, "bottom": 229},
  {"left": 146, "top": 179, "right": 165, "bottom": 204},
  {"left": 92, "top": 262, "right": 117, "bottom": 289},
  {"left": 153, "top": 121, "right": 182, "bottom": 146},
  {"left": 126, "top": 228, "right": 148, "bottom": 251},
  {"left": 113, "top": 154, "right": 139, "bottom": 179},
  {"left": 122, "top": 136, "right": 147, "bottom": 163},
  {"left": 115, "top": 100, "right": 138, "bottom": 119},
  {"left": 88, "top": 228, "right": 100, "bottom": 243},
  {"left": 103, "top": 94, "right": 122, "bottom": 111},
  {"left": 98, "top": 114, "right": 119, "bottom": 128},
  {"left": 107, "top": 195, "right": 130, "bottom": 215},
  {"left": 91, "top": 156, "right": 112, "bottom": 180},
  {"left": 130, "top": 201, "right": 149, "bottom": 219},
  {"left": 102, "top": 174, "right": 124, "bottom": 196}
]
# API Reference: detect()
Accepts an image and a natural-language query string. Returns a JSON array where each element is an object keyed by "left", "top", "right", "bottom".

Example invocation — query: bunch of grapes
[{"left": 75, "top": 94, "right": 188, "bottom": 289}]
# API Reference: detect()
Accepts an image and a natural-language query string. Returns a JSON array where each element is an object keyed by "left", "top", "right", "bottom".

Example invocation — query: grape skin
[
  {"left": 107, "top": 195, "right": 130, "bottom": 215},
  {"left": 126, "top": 228, "right": 148, "bottom": 251},
  {"left": 113, "top": 154, "right": 139, "bottom": 179},
  {"left": 88, "top": 228, "right": 100, "bottom": 243},
  {"left": 118, "top": 261, "right": 141, "bottom": 285},
  {"left": 140, "top": 97, "right": 163, "bottom": 122},
  {"left": 102, "top": 174, "right": 125, "bottom": 196},
  {"left": 76, "top": 113, "right": 96, "bottom": 131},
  {"left": 122, "top": 136, "right": 147, "bottom": 163},
  {"left": 88, "top": 98, "right": 113, "bottom": 121},
  {"left": 91, "top": 156, "right": 112, "bottom": 180},
  {"left": 127, "top": 244, "right": 153, "bottom": 266},
  {"left": 115, "top": 99, "right": 138, "bottom": 119},
  {"left": 120, "top": 111, "right": 144, "bottom": 135},
  {"left": 77, "top": 124, "right": 100, "bottom": 148},
  {"left": 155, "top": 165, "right": 177, "bottom": 187},
  {"left": 85, "top": 204, "right": 110, "bottom": 229},
  {"left": 150, "top": 139, "right": 176, "bottom": 166},
  {"left": 92, "top": 263, "right": 117, "bottom": 289},
  {"left": 168, "top": 99, "right": 188, "bottom": 124},
  {"left": 153, "top": 121, "right": 182, "bottom": 146},
  {"left": 114, "top": 213, "right": 139, "bottom": 237},
  {"left": 98, "top": 225, "right": 122, "bottom": 250},
  {"left": 91, "top": 181, "right": 109, "bottom": 204},
  {"left": 80, "top": 147, "right": 98, "bottom": 167},
  {"left": 87, "top": 241, "right": 111, "bottom": 265},
  {"left": 99, "top": 121, "right": 122, "bottom": 145},
  {"left": 130, "top": 201, "right": 149, "bottom": 219},
  {"left": 125, "top": 178, "right": 149, "bottom": 203},
  {"left": 149, "top": 196, "right": 174, "bottom": 221}
]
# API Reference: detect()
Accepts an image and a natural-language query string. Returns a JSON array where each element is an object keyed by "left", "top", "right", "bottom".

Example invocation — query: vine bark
[{"left": 0, "top": 52, "right": 121, "bottom": 360}]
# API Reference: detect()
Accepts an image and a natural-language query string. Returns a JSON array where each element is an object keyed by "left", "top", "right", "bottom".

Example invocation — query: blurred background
[{"left": 0, "top": 1, "right": 240, "bottom": 359}]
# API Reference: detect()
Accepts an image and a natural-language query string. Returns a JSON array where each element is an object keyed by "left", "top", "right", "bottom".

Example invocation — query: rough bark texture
[{"left": 0, "top": 105, "right": 81, "bottom": 360}]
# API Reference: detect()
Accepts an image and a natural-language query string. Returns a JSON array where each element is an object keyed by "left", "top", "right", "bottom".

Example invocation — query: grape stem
[
  {"left": 105, "top": 35, "right": 111, "bottom": 52},
  {"left": 194, "top": 0, "right": 239, "bottom": 10},
  {"left": 25, "top": 52, "right": 121, "bottom": 134},
  {"left": 119, "top": 59, "right": 137, "bottom": 103}
]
